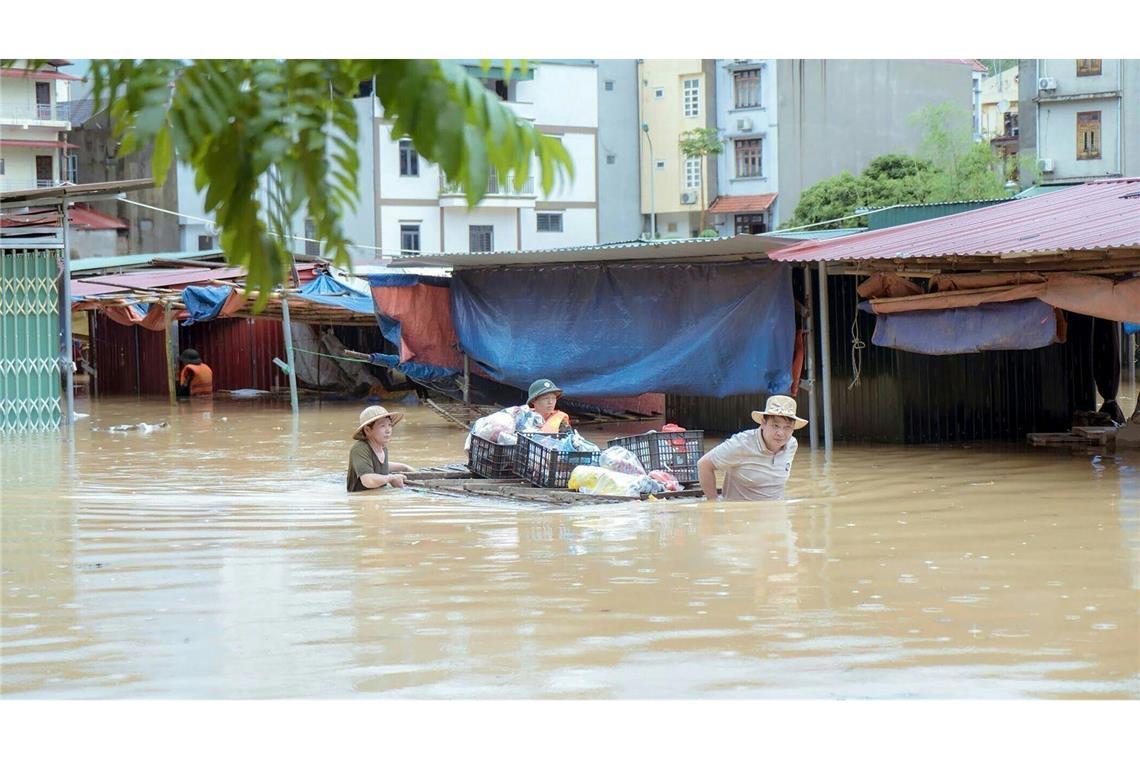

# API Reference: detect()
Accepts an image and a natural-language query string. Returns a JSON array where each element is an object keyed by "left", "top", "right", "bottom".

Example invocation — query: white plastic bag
[{"left": 599, "top": 445, "right": 646, "bottom": 475}]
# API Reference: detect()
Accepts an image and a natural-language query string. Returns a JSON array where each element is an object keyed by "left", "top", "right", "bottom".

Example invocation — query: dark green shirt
[{"left": 347, "top": 440, "right": 390, "bottom": 492}]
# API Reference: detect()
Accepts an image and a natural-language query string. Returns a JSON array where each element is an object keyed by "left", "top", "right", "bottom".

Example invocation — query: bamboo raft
[{"left": 403, "top": 465, "right": 706, "bottom": 506}]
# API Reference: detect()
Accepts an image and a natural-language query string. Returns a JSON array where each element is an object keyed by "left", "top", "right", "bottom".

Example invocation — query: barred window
[
  {"left": 1076, "top": 111, "right": 1101, "bottom": 160},
  {"left": 400, "top": 224, "right": 421, "bottom": 254},
  {"left": 1076, "top": 59, "right": 1102, "bottom": 77},
  {"left": 398, "top": 139, "right": 419, "bottom": 177},
  {"left": 734, "top": 69, "right": 760, "bottom": 108},
  {"left": 684, "top": 157, "right": 701, "bottom": 189},
  {"left": 469, "top": 225, "right": 494, "bottom": 252},
  {"left": 682, "top": 78, "right": 700, "bottom": 117},
  {"left": 735, "top": 138, "right": 762, "bottom": 177},
  {"left": 536, "top": 212, "right": 563, "bottom": 233}
]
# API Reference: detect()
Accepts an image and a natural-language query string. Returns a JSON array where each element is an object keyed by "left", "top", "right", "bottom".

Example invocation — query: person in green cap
[{"left": 527, "top": 378, "right": 571, "bottom": 433}]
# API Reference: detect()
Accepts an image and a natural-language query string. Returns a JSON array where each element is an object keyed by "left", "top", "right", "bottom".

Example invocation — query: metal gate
[{"left": 0, "top": 248, "right": 62, "bottom": 432}]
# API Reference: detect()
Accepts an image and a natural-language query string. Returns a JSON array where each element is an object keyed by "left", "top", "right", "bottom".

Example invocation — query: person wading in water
[
  {"left": 347, "top": 405, "right": 415, "bottom": 493},
  {"left": 697, "top": 394, "right": 808, "bottom": 501}
]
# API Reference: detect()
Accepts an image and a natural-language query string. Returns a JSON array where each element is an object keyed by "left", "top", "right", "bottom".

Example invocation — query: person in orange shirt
[
  {"left": 177, "top": 348, "right": 214, "bottom": 397},
  {"left": 527, "top": 378, "right": 571, "bottom": 433}
]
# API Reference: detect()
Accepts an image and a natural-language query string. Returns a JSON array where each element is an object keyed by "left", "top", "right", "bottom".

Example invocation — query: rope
[{"left": 848, "top": 283, "right": 866, "bottom": 390}]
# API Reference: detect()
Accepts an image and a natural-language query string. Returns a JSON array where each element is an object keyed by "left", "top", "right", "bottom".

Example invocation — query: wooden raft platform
[
  {"left": 1027, "top": 425, "right": 1117, "bottom": 454},
  {"left": 404, "top": 465, "right": 704, "bottom": 506}
]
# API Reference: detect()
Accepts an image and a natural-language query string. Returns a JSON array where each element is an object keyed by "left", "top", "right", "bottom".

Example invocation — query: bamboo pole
[
  {"left": 280, "top": 294, "right": 299, "bottom": 414},
  {"left": 163, "top": 301, "right": 177, "bottom": 405}
]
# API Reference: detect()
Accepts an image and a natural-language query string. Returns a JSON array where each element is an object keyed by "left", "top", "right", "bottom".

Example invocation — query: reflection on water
[{"left": 2, "top": 396, "right": 1138, "bottom": 698}]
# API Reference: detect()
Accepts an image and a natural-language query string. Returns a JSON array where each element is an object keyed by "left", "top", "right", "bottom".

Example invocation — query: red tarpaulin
[{"left": 371, "top": 283, "right": 463, "bottom": 369}]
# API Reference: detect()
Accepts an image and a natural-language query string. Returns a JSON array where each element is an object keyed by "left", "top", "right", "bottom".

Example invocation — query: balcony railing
[
  {"left": 440, "top": 172, "right": 535, "bottom": 196},
  {"left": 0, "top": 178, "right": 64, "bottom": 192},
  {"left": 0, "top": 101, "right": 72, "bottom": 122}
]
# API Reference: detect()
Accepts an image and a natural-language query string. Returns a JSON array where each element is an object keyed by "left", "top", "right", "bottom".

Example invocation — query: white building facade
[
  {"left": 368, "top": 61, "right": 600, "bottom": 262},
  {"left": 709, "top": 59, "right": 780, "bottom": 235},
  {"left": 1019, "top": 58, "right": 1137, "bottom": 186},
  {"left": 0, "top": 60, "right": 78, "bottom": 192}
]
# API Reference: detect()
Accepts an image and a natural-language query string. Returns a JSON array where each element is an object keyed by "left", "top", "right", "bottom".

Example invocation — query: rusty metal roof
[{"left": 770, "top": 178, "right": 1140, "bottom": 263}]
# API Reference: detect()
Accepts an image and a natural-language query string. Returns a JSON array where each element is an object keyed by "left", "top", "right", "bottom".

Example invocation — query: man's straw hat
[
  {"left": 750, "top": 395, "right": 808, "bottom": 430},
  {"left": 353, "top": 405, "right": 404, "bottom": 440}
]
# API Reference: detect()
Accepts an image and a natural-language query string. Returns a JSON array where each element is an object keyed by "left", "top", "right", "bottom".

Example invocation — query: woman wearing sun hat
[
  {"left": 347, "top": 405, "right": 414, "bottom": 492},
  {"left": 697, "top": 394, "right": 808, "bottom": 501}
]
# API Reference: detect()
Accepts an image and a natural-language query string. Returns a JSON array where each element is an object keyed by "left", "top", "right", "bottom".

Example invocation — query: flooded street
[{"left": 2, "top": 395, "right": 1138, "bottom": 699}]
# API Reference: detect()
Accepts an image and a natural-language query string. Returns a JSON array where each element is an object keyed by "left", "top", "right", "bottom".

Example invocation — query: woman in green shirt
[{"left": 347, "top": 405, "right": 415, "bottom": 493}]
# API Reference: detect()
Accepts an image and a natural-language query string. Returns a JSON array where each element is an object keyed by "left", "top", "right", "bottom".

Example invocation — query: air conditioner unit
[
  {"left": 1037, "top": 76, "right": 1057, "bottom": 92},
  {"left": 736, "top": 117, "right": 753, "bottom": 132},
  {"left": 680, "top": 191, "right": 698, "bottom": 205},
  {"left": 1037, "top": 158, "right": 1055, "bottom": 173}
]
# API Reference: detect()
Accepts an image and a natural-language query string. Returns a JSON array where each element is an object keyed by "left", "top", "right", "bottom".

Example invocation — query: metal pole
[
  {"left": 280, "top": 293, "right": 299, "bottom": 414},
  {"left": 59, "top": 199, "right": 75, "bottom": 426},
  {"left": 642, "top": 123, "right": 656, "bottom": 239},
  {"left": 462, "top": 353, "right": 471, "bottom": 404},
  {"left": 803, "top": 264, "right": 819, "bottom": 452},
  {"left": 817, "top": 261, "right": 834, "bottom": 454}
]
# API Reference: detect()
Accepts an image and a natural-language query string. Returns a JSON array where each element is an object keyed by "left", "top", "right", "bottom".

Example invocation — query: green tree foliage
[
  {"left": 73, "top": 59, "right": 573, "bottom": 306},
  {"left": 679, "top": 127, "right": 724, "bottom": 233},
  {"left": 783, "top": 102, "right": 1007, "bottom": 230}
]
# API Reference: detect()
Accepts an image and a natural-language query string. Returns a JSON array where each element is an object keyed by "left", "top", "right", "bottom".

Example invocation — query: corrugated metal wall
[
  {"left": 90, "top": 314, "right": 288, "bottom": 395},
  {"left": 182, "top": 318, "right": 286, "bottom": 391},
  {"left": 667, "top": 273, "right": 1096, "bottom": 443},
  {"left": 867, "top": 200, "right": 1012, "bottom": 230}
]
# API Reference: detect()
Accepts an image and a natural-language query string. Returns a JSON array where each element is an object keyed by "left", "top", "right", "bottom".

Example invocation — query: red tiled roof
[
  {"left": 69, "top": 205, "right": 128, "bottom": 231},
  {"left": 707, "top": 193, "right": 778, "bottom": 214},
  {"left": 770, "top": 178, "right": 1140, "bottom": 263}
]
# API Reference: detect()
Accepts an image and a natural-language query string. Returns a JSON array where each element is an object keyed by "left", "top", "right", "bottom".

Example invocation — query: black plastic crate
[
  {"left": 513, "top": 432, "right": 601, "bottom": 489},
  {"left": 468, "top": 434, "right": 516, "bottom": 479},
  {"left": 607, "top": 430, "right": 705, "bottom": 483}
]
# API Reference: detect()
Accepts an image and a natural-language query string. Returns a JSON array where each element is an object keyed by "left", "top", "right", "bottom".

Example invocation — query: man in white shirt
[{"left": 697, "top": 394, "right": 808, "bottom": 501}]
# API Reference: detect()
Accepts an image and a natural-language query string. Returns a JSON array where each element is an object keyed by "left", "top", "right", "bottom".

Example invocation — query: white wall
[
  {"left": 442, "top": 207, "right": 517, "bottom": 253},
  {"left": 377, "top": 124, "right": 443, "bottom": 200},
  {"left": 341, "top": 97, "right": 377, "bottom": 260},
  {"left": 538, "top": 131, "right": 596, "bottom": 203},
  {"left": 1037, "top": 99, "right": 1122, "bottom": 179},
  {"left": 524, "top": 63, "right": 598, "bottom": 129},
  {"left": 519, "top": 207, "right": 596, "bottom": 249},
  {"left": 378, "top": 204, "right": 440, "bottom": 258}
]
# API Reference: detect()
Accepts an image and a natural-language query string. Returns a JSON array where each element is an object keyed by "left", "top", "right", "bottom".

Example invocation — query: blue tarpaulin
[
  {"left": 180, "top": 285, "right": 233, "bottom": 325},
  {"left": 1126, "top": 323, "right": 1139, "bottom": 335},
  {"left": 296, "top": 273, "right": 375, "bottom": 314},
  {"left": 870, "top": 299, "right": 1058, "bottom": 354},
  {"left": 450, "top": 262, "right": 794, "bottom": 397},
  {"left": 366, "top": 352, "right": 459, "bottom": 383}
]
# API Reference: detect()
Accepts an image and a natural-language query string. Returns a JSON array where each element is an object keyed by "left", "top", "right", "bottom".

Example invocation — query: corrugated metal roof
[
  {"left": 81, "top": 267, "right": 248, "bottom": 290},
  {"left": 389, "top": 234, "right": 798, "bottom": 269},
  {"left": 70, "top": 249, "right": 226, "bottom": 272},
  {"left": 771, "top": 178, "right": 1140, "bottom": 263}
]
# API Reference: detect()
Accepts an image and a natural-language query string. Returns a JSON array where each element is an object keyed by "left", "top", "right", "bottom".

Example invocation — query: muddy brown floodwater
[{"left": 2, "top": 394, "right": 1138, "bottom": 698}]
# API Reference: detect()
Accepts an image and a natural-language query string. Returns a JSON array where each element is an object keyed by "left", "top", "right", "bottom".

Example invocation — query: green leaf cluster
[
  {"left": 82, "top": 59, "right": 574, "bottom": 307},
  {"left": 783, "top": 101, "right": 1008, "bottom": 230}
]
